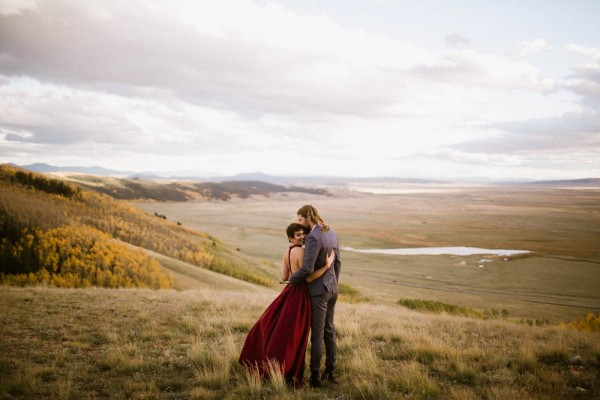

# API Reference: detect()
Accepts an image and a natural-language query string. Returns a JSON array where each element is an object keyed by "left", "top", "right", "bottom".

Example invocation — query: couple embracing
[{"left": 239, "top": 205, "right": 341, "bottom": 388}]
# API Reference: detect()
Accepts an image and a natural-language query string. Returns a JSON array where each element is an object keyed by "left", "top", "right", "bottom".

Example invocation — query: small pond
[{"left": 342, "top": 246, "right": 530, "bottom": 256}]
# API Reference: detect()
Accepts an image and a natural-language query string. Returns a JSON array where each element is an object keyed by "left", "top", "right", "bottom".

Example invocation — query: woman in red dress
[{"left": 239, "top": 223, "right": 335, "bottom": 386}]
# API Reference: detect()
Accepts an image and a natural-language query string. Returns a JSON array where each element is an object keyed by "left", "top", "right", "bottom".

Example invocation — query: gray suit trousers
[{"left": 310, "top": 287, "right": 338, "bottom": 373}]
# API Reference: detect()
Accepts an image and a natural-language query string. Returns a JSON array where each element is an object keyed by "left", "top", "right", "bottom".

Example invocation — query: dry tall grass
[{"left": 1, "top": 287, "right": 598, "bottom": 399}]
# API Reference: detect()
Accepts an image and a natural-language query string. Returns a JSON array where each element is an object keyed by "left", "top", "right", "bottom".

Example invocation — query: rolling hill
[
  {"left": 51, "top": 173, "right": 331, "bottom": 201},
  {"left": 0, "top": 164, "right": 278, "bottom": 289}
]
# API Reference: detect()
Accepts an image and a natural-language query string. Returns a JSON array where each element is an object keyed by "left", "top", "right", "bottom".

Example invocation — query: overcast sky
[{"left": 1, "top": 0, "right": 599, "bottom": 180}]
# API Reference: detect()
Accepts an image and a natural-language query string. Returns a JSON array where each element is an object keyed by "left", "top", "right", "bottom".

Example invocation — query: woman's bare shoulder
[
  {"left": 290, "top": 246, "right": 304, "bottom": 261},
  {"left": 283, "top": 246, "right": 303, "bottom": 259},
  {"left": 290, "top": 246, "right": 304, "bottom": 255}
]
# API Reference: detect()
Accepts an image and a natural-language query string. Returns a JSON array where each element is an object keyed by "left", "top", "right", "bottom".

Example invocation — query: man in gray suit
[{"left": 288, "top": 204, "right": 341, "bottom": 387}]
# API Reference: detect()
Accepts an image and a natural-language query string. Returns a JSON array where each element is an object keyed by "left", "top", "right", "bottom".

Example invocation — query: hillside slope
[
  {"left": 141, "top": 247, "right": 265, "bottom": 292},
  {"left": 0, "top": 165, "right": 277, "bottom": 288},
  {"left": 52, "top": 172, "right": 331, "bottom": 201},
  {"left": 0, "top": 287, "right": 598, "bottom": 399}
]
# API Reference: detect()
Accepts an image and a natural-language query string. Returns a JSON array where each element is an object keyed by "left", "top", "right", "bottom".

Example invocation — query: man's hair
[
  {"left": 297, "top": 205, "right": 330, "bottom": 232},
  {"left": 286, "top": 223, "right": 307, "bottom": 239}
]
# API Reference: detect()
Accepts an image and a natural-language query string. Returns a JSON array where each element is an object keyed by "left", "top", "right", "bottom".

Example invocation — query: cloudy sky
[{"left": 1, "top": 0, "right": 599, "bottom": 180}]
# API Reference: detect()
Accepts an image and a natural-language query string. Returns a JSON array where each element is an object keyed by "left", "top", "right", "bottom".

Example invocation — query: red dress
[{"left": 239, "top": 245, "right": 312, "bottom": 385}]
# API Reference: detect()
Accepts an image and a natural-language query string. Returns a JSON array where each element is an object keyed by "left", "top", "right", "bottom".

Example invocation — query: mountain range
[{"left": 13, "top": 163, "right": 600, "bottom": 187}]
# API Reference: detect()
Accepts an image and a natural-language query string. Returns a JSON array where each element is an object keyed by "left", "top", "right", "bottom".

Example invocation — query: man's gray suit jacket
[{"left": 288, "top": 225, "right": 341, "bottom": 296}]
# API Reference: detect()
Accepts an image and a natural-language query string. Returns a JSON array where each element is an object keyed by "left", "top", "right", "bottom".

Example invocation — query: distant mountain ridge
[
  {"left": 51, "top": 174, "right": 332, "bottom": 201},
  {"left": 18, "top": 163, "right": 132, "bottom": 176},
  {"left": 528, "top": 178, "right": 600, "bottom": 186},
  {"left": 14, "top": 163, "right": 452, "bottom": 184},
  {"left": 13, "top": 163, "right": 599, "bottom": 186}
]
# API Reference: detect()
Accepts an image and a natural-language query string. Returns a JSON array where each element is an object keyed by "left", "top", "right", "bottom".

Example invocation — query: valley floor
[{"left": 134, "top": 185, "right": 600, "bottom": 323}]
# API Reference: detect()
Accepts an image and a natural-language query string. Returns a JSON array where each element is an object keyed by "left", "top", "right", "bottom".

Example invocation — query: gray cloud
[
  {"left": 410, "top": 50, "right": 556, "bottom": 93},
  {"left": 0, "top": 1, "right": 402, "bottom": 118},
  {"left": 563, "top": 44, "right": 600, "bottom": 107},
  {"left": 564, "top": 66, "right": 600, "bottom": 108},
  {"left": 454, "top": 110, "right": 600, "bottom": 154},
  {"left": 495, "top": 111, "right": 600, "bottom": 136},
  {"left": 0, "top": 85, "right": 151, "bottom": 146},
  {"left": 445, "top": 31, "right": 470, "bottom": 48},
  {"left": 4, "top": 133, "right": 26, "bottom": 142},
  {"left": 0, "top": 0, "right": 37, "bottom": 16},
  {"left": 2, "top": 125, "right": 138, "bottom": 145}
]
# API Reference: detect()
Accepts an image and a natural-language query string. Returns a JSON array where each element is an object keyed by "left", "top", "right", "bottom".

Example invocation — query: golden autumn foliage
[
  {"left": 0, "top": 225, "right": 172, "bottom": 289},
  {"left": 0, "top": 164, "right": 276, "bottom": 289},
  {"left": 561, "top": 313, "right": 600, "bottom": 332}
]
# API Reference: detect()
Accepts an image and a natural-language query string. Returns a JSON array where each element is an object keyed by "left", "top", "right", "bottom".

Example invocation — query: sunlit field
[
  {"left": 2, "top": 181, "right": 600, "bottom": 399},
  {"left": 135, "top": 184, "right": 600, "bottom": 322},
  {"left": 1, "top": 287, "right": 598, "bottom": 399}
]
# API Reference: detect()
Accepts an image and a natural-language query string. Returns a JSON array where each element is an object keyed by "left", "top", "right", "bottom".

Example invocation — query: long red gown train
[{"left": 239, "top": 281, "right": 311, "bottom": 385}]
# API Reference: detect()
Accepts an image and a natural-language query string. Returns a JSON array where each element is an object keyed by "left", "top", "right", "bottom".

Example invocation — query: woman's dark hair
[{"left": 286, "top": 223, "right": 307, "bottom": 239}]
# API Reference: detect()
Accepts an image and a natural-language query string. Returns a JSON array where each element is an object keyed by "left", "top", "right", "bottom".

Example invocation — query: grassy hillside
[
  {"left": 138, "top": 246, "right": 274, "bottom": 294},
  {"left": 1, "top": 287, "right": 598, "bottom": 399},
  {"left": 0, "top": 165, "right": 276, "bottom": 288}
]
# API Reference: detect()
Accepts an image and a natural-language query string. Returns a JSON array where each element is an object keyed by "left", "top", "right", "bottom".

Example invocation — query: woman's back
[{"left": 288, "top": 246, "right": 304, "bottom": 274}]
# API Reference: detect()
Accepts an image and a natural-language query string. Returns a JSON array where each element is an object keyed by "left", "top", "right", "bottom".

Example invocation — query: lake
[{"left": 342, "top": 246, "right": 530, "bottom": 256}]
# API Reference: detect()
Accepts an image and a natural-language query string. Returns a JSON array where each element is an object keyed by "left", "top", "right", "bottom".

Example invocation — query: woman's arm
[{"left": 306, "top": 250, "right": 335, "bottom": 283}]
